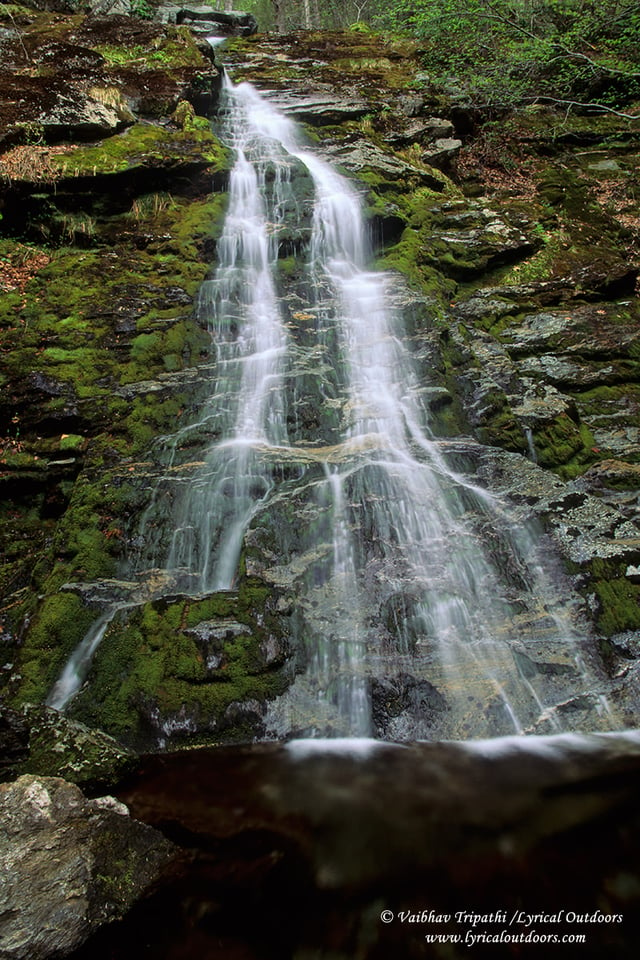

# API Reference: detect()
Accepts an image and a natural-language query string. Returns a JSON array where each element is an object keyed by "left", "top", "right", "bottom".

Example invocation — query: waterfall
[
  {"left": 164, "top": 83, "right": 291, "bottom": 593},
  {"left": 47, "top": 608, "right": 117, "bottom": 711},
  {"left": 47, "top": 75, "right": 617, "bottom": 740}
]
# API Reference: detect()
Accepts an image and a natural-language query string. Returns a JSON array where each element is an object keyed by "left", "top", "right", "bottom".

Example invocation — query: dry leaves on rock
[
  {"left": 0, "top": 248, "right": 50, "bottom": 297},
  {"left": 0, "top": 144, "right": 72, "bottom": 184}
]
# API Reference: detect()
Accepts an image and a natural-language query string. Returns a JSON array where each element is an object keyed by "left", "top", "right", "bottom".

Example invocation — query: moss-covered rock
[
  {"left": 2, "top": 703, "right": 135, "bottom": 792},
  {"left": 594, "top": 578, "right": 640, "bottom": 636},
  {"left": 45, "top": 121, "right": 230, "bottom": 179},
  {"left": 64, "top": 581, "right": 294, "bottom": 747},
  {"left": 0, "top": 9, "right": 233, "bottom": 716}
]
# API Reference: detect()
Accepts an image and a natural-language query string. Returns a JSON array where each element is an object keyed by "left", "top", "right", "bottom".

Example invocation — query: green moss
[
  {"left": 96, "top": 28, "right": 204, "bottom": 70},
  {"left": 5, "top": 217, "right": 221, "bottom": 436},
  {"left": 14, "top": 593, "right": 97, "bottom": 704},
  {"left": 138, "top": 193, "right": 229, "bottom": 279},
  {"left": 510, "top": 107, "right": 637, "bottom": 143},
  {"left": 500, "top": 228, "right": 573, "bottom": 284},
  {"left": 0, "top": 447, "right": 48, "bottom": 472},
  {"left": 37, "top": 345, "right": 112, "bottom": 398},
  {"left": 572, "top": 381, "right": 640, "bottom": 407},
  {"left": 365, "top": 179, "right": 471, "bottom": 300},
  {"left": 68, "top": 579, "right": 289, "bottom": 743},
  {"left": 59, "top": 433, "right": 86, "bottom": 451},
  {"left": 50, "top": 123, "right": 230, "bottom": 179},
  {"left": 121, "top": 393, "right": 184, "bottom": 451},
  {"left": 378, "top": 228, "right": 455, "bottom": 302},
  {"left": 0, "top": 5, "right": 34, "bottom": 20},
  {"left": 32, "top": 467, "right": 135, "bottom": 597},
  {"left": 123, "top": 319, "right": 210, "bottom": 380},
  {"left": 553, "top": 423, "right": 603, "bottom": 479},
  {"left": 401, "top": 186, "right": 458, "bottom": 223},
  {"left": 594, "top": 579, "right": 640, "bottom": 636},
  {"left": 129, "top": 332, "right": 162, "bottom": 365},
  {"left": 531, "top": 413, "right": 585, "bottom": 469},
  {"left": 277, "top": 255, "right": 299, "bottom": 278},
  {"left": 476, "top": 404, "right": 528, "bottom": 454}
]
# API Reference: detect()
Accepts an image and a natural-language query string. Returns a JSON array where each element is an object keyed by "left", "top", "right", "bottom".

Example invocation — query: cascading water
[
  {"left": 165, "top": 92, "right": 291, "bottom": 593},
  {"left": 48, "top": 73, "right": 617, "bottom": 740}
]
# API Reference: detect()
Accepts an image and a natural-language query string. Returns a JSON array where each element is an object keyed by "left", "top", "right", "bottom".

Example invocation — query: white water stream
[{"left": 48, "top": 76, "right": 616, "bottom": 739}]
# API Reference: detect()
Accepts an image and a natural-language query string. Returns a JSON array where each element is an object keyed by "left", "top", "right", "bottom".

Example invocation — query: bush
[{"left": 372, "top": 0, "right": 640, "bottom": 114}]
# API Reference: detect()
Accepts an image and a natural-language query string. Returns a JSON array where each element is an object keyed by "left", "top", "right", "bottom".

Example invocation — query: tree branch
[
  {"left": 557, "top": 50, "right": 640, "bottom": 79},
  {"left": 7, "top": 10, "right": 31, "bottom": 63},
  {"left": 477, "top": 3, "right": 640, "bottom": 79},
  {"left": 524, "top": 96, "right": 640, "bottom": 120}
]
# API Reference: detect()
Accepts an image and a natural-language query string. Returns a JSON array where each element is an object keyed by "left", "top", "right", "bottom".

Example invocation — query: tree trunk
[{"left": 272, "top": 0, "right": 287, "bottom": 32}]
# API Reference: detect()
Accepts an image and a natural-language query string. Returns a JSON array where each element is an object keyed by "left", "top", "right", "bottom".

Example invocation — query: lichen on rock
[{"left": 0, "top": 773, "right": 176, "bottom": 960}]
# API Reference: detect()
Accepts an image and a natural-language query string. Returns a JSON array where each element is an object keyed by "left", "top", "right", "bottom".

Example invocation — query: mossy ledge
[{"left": 66, "top": 580, "right": 294, "bottom": 748}]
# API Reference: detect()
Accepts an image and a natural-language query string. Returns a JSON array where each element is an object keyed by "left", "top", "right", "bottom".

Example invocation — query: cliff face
[{"left": 1, "top": 8, "right": 640, "bottom": 749}]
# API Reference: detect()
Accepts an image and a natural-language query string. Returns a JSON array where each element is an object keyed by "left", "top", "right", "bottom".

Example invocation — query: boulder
[
  {"left": 101, "top": 733, "right": 640, "bottom": 958},
  {"left": 34, "top": 85, "right": 135, "bottom": 141},
  {"left": 0, "top": 775, "right": 177, "bottom": 960},
  {"left": 322, "top": 138, "right": 447, "bottom": 190},
  {"left": 1, "top": 704, "right": 136, "bottom": 791},
  {"left": 384, "top": 117, "right": 455, "bottom": 145},
  {"left": 425, "top": 201, "right": 536, "bottom": 279},
  {"left": 265, "top": 86, "right": 371, "bottom": 125},
  {"left": 0, "top": 75, "right": 134, "bottom": 147},
  {"left": 176, "top": 8, "right": 258, "bottom": 37},
  {"left": 422, "top": 136, "right": 463, "bottom": 169}
]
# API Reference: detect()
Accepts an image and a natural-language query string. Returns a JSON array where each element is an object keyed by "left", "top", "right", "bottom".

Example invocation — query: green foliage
[
  {"left": 11, "top": 121, "right": 45, "bottom": 146},
  {"left": 128, "top": 0, "right": 153, "bottom": 19},
  {"left": 371, "top": 0, "right": 640, "bottom": 113},
  {"left": 225, "top": 0, "right": 386, "bottom": 32}
]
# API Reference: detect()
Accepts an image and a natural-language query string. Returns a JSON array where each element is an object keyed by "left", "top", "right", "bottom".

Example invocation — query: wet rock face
[
  {"left": 0, "top": 774, "right": 176, "bottom": 960},
  {"left": 370, "top": 673, "right": 447, "bottom": 738}
]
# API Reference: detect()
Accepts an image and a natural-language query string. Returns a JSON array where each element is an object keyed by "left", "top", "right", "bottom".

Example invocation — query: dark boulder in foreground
[{"left": 66, "top": 731, "right": 640, "bottom": 959}]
